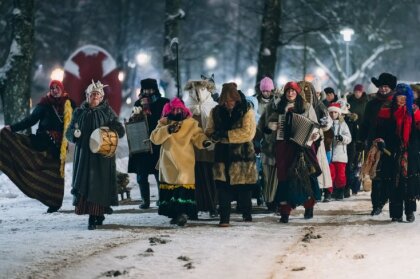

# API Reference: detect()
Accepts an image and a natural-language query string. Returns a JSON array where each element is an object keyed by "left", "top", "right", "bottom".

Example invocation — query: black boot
[
  {"left": 344, "top": 187, "right": 351, "bottom": 198},
  {"left": 406, "top": 212, "right": 415, "bottom": 223},
  {"left": 279, "top": 215, "right": 289, "bottom": 223},
  {"left": 242, "top": 213, "right": 252, "bottom": 222},
  {"left": 371, "top": 207, "right": 382, "bottom": 216},
  {"left": 96, "top": 215, "right": 105, "bottom": 226},
  {"left": 176, "top": 214, "right": 188, "bottom": 226},
  {"left": 88, "top": 215, "right": 96, "bottom": 230},
  {"left": 323, "top": 189, "right": 331, "bottom": 203},
  {"left": 304, "top": 208, "right": 313, "bottom": 219},
  {"left": 46, "top": 206, "right": 60, "bottom": 213},
  {"left": 139, "top": 183, "right": 150, "bottom": 209},
  {"left": 335, "top": 188, "right": 344, "bottom": 200}
]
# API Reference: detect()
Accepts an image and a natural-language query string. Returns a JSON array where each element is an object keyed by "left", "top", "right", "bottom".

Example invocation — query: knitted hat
[
  {"left": 162, "top": 97, "right": 192, "bottom": 117},
  {"left": 259, "top": 77, "right": 274, "bottom": 92},
  {"left": 284, "top": 81, "right": 301, "bottom": 94},
  {"left": 324, "top": 87, "right": 335, "bottom": 95},
  {"left": 328, "top": 102, "right": 342, "bottom": 114},
  {"left": 49, "top": 80, "right": 64, "bottom": 92},
  {"left": 353, "top": 84, "right": 364, "bottom": 92},
  {"left": 371, "top": 73, "right": 397, "bottom": 90}
]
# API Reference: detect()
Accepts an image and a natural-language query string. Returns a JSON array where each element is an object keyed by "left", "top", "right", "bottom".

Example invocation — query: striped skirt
[
  {"left": 0, "top": 129, "right": 64, "bottom": 208},
  {"left": 158, "top": 182, "right": 197, "bottom": 219}
]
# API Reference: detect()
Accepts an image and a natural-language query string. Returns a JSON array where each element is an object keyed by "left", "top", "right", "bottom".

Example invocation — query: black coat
[
  {"left": 127, "top": 96, "right": 169, "bottom": 174},
  {"left": 66, "top": 101, "right": 125, "bottom": 207}
]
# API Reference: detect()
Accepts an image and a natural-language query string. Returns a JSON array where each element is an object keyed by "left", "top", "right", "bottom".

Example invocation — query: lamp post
[{"left": 340, "top": 28, "right": 354, "bottom": 81}]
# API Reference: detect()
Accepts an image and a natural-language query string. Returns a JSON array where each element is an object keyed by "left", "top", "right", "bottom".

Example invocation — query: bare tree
[{"left": 0, "top": 0, "right": 35, "bottom": 125}]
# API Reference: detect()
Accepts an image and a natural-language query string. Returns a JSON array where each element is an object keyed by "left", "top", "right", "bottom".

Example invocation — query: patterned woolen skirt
[{"left": 158, "top": 182, "right": 197, "bottom": 219}]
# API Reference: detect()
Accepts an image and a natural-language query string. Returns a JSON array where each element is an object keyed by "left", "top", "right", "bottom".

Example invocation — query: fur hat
[
  {"left": 393, "top": 83, "right": 414, "bottom": 114},
  {"left": 297, "top": 81, "right": 316, "bottom": 105},
  {"left": 259, "top": 77, "right": 274, "bottom": 92},
  {"left": 49, "top": 80, "right": 64, "bottom": 92},
  {"left": 184, "top": 80, "right": 211, "bottom": 92},
  {"left": 140, "top": 78, "right": 159, "bottom": 91},
  {"left": 162, "top": 97, "right": 192, "bottom": 117},
  {"left": 328, "top": 102, "right": 342, "bottom": 114},
  {"left": 353, "top": 84, "right": 364, "bottom": 92},
  {"left": 371, "top": 73, "right": 397, "bottom": 90},
  {"left": 336, "top": 99, "right": 351, "bottom": 114},
  {"left": 324, "top": 87, "right": 335, "bottom": 95},
  {"left": 284, "top": 81, "right": 301, "bottom": 94},
  {"left": 85, "top": 80, "right": 108, "bottom": 97}
]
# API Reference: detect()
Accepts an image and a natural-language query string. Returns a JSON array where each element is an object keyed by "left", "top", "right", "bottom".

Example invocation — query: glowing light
[
  {"left": 205, "top": 56, "right": 217, "bottom": 69},
  {"left": 50, "top": 68, "right": 64, "bottom": 81},
  {"left": 305, "top": 74, "right": 315, "bottom": 82},
  {"left": 247, "top": 66, "right": 257, "bottom": 77},
  {"left": 118, "top": 71, "right": 125, "bottom": 82},
  {"left": 340, "top": 28, "right": 354, "bottom": 42},
  {"left": 126, "top": 97, "right": 132, "bottom": 105},
  {"left": 136, "top": 52, "right": 151, "bottom": 65},
  {"left": 277, "top": 75, "right": 288, "bottom": 85},
  {"left": 316, "top": 67, "right": 326, "bottom": 77}
]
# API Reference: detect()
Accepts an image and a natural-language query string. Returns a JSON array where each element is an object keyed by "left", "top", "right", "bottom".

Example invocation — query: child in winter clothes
[{"left": 328, "top": 103, "right": 352, "bottom": 200}]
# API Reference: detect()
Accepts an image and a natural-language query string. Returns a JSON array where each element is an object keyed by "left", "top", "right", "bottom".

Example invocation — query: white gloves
[{"left": 132, "top": 106, "right": 142, "bottom": 115}]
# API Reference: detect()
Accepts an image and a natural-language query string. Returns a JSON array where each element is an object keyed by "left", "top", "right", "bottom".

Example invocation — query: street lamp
[
  {"left": 340, "top": 28, "right": 354, "bottom": 79},
  {"left": 50, "top": 67, "right": 64, "bottom": 81},
  {"left": 246, "top": 66, "right": 257, "bottom": 77},
  {"left": 136, "top": 52, "right": 151, "bottom": 65}
]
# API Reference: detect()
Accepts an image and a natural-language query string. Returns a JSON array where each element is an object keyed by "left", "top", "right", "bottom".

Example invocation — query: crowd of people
[{"left": 0, "top": 72, "right": 419, "bottom": 229}]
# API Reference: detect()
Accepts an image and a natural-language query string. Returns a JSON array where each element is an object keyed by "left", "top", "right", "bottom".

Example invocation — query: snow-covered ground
[{"left": 1, "top": 139, "right": 420, "bottom": 278}]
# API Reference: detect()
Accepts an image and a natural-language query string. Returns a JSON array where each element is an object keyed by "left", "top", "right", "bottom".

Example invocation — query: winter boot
[
  {"left": 242, "top": 213, "right": 252, "bottom": 222},
  {"left": 88, "top": 215, "right": 96, "bottom": 230},
  {"left": 344, "top": 186, "right": 351, "bottom": 198},
  {"left": 323, "top": 190, "right": 332, "bottom": 203},
  {"left": 279, "top": 215, "right": 289, "bottom": 223},
  {"left": 335, "top": 188, "right": 344, "bottom": 200},
  {"left": 391, "top": 217, "right": 403, "bottom": 222},
  {"left": 304, "top": 208, "right": 314, "bottom": 219},
  {"left": 139, "top": 183, "right": 150, "bottom": 209},
  {"left": 219, "top": 207, "right": 230, "bottom": 227},
  {"left": 96, "top": 215, "right": 105, "bottom": 226},
  {"left": 406, "top": 212, "right": 415, "bottom": 223},
  {"left": 176, "top": 214, "right": 188, "bottom": 226},
  {"left": 46, "top": 206, "right": 60, "bottom": 213},
  {"left": 371, "top": 207, "right": 382, "bottom": 216}
]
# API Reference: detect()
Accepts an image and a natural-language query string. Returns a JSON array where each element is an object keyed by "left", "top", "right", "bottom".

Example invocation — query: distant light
[
  {"left": 127, "top": 61, "right": 136, "bottom": 68},
  {"left": 205, "top": 56, "right": 217, "bottom": 69},
  {"left": 50, "top": 68, "right": 64, "bottom": 81},
  {"left": 316, "top": 67, "right": 326, "bottom": 77},
  {"left": 246, "top": 88, "right": 255, "bottom": 96},
  {"left": 247, "top": 66, "right": 257, "bottom": 77},
  {"left": 118, "top": 71, "right": 125, "bottom": 82},
  {"left": 126, "top": 97, "right": 132, "bottom": 105},
  {"left": 305, "top": 74, "right": 315, "bottom": 82},
  {"left": 233, "top": 77, "right": 242, "bottom": 87},
  {"left": 136, "top": 52, "right": 150, "bottom": 65},
  {"left": 277, "top": 75, "right": 288, "bottom": 85},
  {"left": 340, "top": 28, "right": 354, "bottom": 42}
]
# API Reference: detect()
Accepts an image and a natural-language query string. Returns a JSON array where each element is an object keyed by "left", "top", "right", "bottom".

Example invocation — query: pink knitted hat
[
  {"left": 259, "top": 77, "right": 274, "bottom": 92},
  {"left": 162, "top": 97, "right": 192, "bottom": 117}
]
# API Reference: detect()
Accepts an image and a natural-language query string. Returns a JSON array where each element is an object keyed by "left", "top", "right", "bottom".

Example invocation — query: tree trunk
[
  {"left": 0, "top": 0, "right": 35, "bottom": 125},
  {"left": 163, "top": 0, "right": 181, "bottom": 99},
  {"left": 256, "top": 0, "right": 281, "bottom": 83}
]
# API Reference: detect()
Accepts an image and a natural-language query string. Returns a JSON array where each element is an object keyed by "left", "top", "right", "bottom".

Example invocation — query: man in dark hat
[
  {"left": 128, "top": 78, "right": 169, "bottom": 209},
  {"left": 358, "top": 72, "right": 397, "bottom": 216},
  {"left": 322, "top": 87, "right": 338, "bottom": 107}
]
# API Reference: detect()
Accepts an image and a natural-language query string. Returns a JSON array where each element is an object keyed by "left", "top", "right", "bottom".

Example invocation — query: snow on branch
[{"left": 167, "top": 9, "right": 186, "bottom": 21}]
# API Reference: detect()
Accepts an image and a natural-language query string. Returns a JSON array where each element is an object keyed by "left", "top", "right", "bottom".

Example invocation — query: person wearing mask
[{"left": 128, "top": 78, "right": 169, "bottom": 209}]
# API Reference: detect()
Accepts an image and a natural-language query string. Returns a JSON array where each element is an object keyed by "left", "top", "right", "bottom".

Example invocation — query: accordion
[{"left": 276, "top": 112, "right": 320, "bottom": 148}]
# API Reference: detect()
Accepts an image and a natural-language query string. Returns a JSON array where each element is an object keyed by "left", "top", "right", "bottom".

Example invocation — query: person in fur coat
[
  {"left": 150, "top": 98, "right": 211, "bottom": 226},
  {"left": 266, "top": 81, "right": 321, "bottom": 223},
  {"left": 328, "top": 103, "right": 352, "bottom": 200},
  {"left": 183, "top": 80, "right": 218, "bottom": 216},
  {"left": 205, "top": 83, "right": 258, "bottom": 227}
]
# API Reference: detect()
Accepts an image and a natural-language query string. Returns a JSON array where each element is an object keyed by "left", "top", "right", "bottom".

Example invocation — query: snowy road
[{"left": 2, "top": 164, "right": 420, "bottom": 278}]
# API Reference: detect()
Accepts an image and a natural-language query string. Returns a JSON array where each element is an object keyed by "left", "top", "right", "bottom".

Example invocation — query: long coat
[
  {"left": 150, "top": 117, "right": 207, "bottom": 185},
  {"left": 331, "top": 118, "right": 352, "bottom": 163},
  {"left": 127, "top": 96, "right": 169, "bottom": 174},
  {"left": 205, "top": 105, "right": 258, "bottom": 185},
  {"left": 66, "top": 101, "right": 125, "bottom": 207}
]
